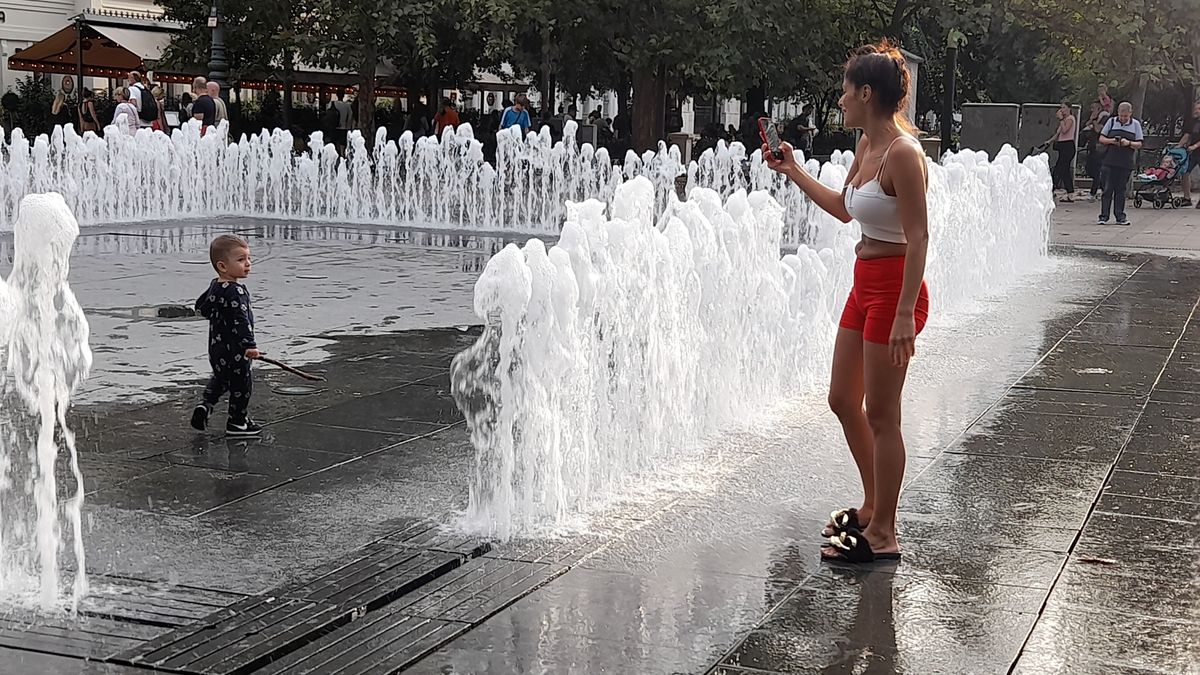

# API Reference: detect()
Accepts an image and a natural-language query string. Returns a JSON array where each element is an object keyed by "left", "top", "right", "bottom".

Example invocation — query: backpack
[{"left": 137, "top": 85, "right": 157, "bottom": 122}]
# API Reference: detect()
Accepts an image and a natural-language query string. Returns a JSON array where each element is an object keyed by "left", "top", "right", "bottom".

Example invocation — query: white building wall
[{"left": 0, "top": 0, "right": 160, "bottom": 92}]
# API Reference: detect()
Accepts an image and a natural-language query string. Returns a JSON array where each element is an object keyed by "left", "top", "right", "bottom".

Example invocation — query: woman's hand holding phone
[{"left": 763, "top": 141, "right": 797, "bottom": 174}]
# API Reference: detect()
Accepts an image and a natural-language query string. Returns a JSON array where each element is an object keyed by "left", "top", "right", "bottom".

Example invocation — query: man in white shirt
[
  {"left": 126, "top": 71, "right": 153, "bottom": 129},
  {"left": 330, "top": 92, "right": 353, "bottom": 152},
  {"left": 207, "top": 81, "right": 229, "bottom": 124},
  {"left": 333, "top": 92, "right": 353, "bottom": 129}
]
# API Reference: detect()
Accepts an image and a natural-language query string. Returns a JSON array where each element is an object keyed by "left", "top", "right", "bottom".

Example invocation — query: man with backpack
[{"left": 127, "top": 71, "right": 157, "bottom": 130}]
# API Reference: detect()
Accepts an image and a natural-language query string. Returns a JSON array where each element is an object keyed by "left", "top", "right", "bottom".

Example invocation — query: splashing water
[
  {"left": 451, "top": 146, "right": 1053, "bottom": 540},
  {"left": 0, "top": 193, "right": 92, "bottom": 612},
  {"left": 1, "top": 120, "right": 900, "bottom": 246},
  {"left": 0, "top": 121, "right": 673, "bottom": 235}
]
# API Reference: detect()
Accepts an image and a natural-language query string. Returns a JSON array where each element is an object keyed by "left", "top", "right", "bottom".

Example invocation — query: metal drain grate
[
  {"left": 113, "top": 595, "right": 352, "bottom": 675},
  {"left": 111, "top": 541, "right": 475, "bottom": 674},
  {"left": 256, "top": 614, "right": 467, "bottom": 675}
]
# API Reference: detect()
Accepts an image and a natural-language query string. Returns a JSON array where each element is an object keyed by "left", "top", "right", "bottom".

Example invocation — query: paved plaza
[
  {"left": 0, "top": 218, "right": 1198, "bottom": 674},
  {"left": 1052, "top": 193, "right": 1200, "bottom": 256}
]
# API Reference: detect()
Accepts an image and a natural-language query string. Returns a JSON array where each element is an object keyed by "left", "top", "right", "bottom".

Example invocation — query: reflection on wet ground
[{"left": 1, "top": 235, "right": 1198, "bottom": 674}]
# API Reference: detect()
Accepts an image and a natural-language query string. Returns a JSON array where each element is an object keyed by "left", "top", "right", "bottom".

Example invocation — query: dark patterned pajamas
[
  {"left": 202, "top": 362, "right": 253, "bottom": 423},
  {"left": 195, "top": 279, "right": 257, "bottom": 424}
]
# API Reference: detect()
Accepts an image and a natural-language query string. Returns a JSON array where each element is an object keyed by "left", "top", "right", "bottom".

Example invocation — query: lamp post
[
  {"left": 207, "top": 2, "right": 228, "bottom": 102},
  {"left": 75, "top": 16, "right": 85, "bottom": 103},
  {"left": 942, "top": 29, "right": 966, "bottom": 154}
]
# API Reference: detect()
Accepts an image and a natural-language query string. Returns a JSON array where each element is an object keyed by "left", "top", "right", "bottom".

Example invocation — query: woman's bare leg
[
  {"left": 857, "top": 340, "right": 910, "bottom": 554},
  {"left": 826, "top": 327, "right": 876, "bottom": 523}
]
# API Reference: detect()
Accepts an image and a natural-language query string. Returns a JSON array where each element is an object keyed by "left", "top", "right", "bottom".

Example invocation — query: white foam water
[
  {"left": 0, "top": 121, "right": 675, "bottom": 235},
  {"left": 0, "top": 193, "right": 92, "bottom": 612},
  {"left": 451, "top": 147, "right": 1053, "bottom": 540},
  {"left": 0, "top": 120, "right": 866, "bottom": 244}
]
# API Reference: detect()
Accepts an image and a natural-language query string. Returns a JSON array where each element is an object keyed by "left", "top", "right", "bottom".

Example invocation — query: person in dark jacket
[
  {"left": 191, "top": 234, "right": 262, "bottom": 437},
  {"left": 1097, "top": 102, "right": 1144, "bottom": 226}
]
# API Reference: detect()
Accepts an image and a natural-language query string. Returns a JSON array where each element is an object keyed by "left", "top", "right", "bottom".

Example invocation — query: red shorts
[{"left": 839, "top": 256, "right": 930, "bottom": 345}]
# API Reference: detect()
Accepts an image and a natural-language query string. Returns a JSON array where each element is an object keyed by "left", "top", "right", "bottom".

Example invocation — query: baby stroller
[{"left": 1133, "top": 146, "right": 1190, "bottom": 209}]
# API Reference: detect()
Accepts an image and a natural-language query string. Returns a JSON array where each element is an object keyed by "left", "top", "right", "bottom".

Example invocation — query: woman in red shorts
[{"left": 765, "top": 40, "right": 929, "bottom": 564}]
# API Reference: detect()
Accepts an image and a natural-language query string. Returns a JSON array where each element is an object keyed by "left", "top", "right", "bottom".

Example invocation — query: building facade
[{"left": 0, "top": 0, "right": 160, "bottom": 92}]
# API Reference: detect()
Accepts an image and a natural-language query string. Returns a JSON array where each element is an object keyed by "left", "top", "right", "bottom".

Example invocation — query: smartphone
[{"left": 758, "top": 117, "right": 784, "bottom": 160}]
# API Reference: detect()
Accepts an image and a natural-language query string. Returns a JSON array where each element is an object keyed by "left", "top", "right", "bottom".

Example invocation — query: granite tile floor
[{"left": 1, "top": 249, "right": 1198, "bottom": 674}]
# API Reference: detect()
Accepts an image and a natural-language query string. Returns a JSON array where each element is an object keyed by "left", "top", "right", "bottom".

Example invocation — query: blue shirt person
[{"left": 500, "top": 94, "right": 532, "bottom": 134}]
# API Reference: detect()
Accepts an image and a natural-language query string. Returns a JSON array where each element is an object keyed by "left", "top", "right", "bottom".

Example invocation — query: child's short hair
[{"left": 209, "top": 234, "right": 248, "bottom": 271}]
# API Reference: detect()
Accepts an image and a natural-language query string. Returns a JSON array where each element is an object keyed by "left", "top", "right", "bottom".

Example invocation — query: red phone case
[
  {"left": 757, "top": 118, "right": 772, "bottom": 145},
  {"left": 758, "top": 118, "right": 782, "bottom": 158}
]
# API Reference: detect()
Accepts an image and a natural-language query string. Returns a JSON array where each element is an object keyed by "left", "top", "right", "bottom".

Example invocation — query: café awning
[
  {"left": 7, "top": 12, "right": 179, "bottom": 79},
  {"left": 8, "top": 10, "right": 406, "bottom": 96}
]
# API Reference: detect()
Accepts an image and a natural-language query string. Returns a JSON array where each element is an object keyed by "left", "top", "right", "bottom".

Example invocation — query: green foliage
[
  {"left": 260, "top": 89, "right": 283, "bottom": 126},
  {"left": 92, "top": 89, "right": 118, "bottom": 127},
  {"left": 152, "top": 0, "right": 1198, "bottom": 144},
  {"left": 10, "top": 76, "right": 55, "bottom": 137},
  {"left": 905, "top": 0, "right": 1069, "bottom": 114},
  {"left": 156, "top": 0, "right": 306, "bottom": 81},
  {"left": 1015, "top": 0, "right": 1198, "bottom": 113}
]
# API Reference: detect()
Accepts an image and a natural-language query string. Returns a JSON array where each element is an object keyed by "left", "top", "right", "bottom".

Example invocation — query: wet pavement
[
  {"left": 0, "top": 219, "right": 515, "bottom": 406},
  {"left": 2, "top": 225, "right": 1199, "bottom": 674},
  {"left": 1053, "top": 194, "right": 1200, "bottom": 258}
]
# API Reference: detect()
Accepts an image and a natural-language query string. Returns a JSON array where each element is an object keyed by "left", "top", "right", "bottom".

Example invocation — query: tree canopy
[{"left": 156, "top": 0, "right": 1200, "bottom": 145}]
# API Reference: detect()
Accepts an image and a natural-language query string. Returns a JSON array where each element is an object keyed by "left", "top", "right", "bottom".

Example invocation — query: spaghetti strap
[{"left": 875, "top": 135, "right": 917, "bottom": 180}]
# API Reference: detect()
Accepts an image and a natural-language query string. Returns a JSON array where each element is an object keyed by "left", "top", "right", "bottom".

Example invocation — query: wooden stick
[{"left": 258, "top": 356, "right": 326, "bottom": 382}]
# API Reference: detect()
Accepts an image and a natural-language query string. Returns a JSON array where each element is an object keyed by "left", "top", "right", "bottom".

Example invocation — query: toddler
[
  {"left": 1139, "top": 154, "right": 1177, "bottom": 181},
  {"left": 190, "top": 234, "right": 262, "bottom": 436}
]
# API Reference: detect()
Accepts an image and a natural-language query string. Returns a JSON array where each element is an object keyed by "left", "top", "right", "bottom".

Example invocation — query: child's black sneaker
[
  {"left": 190, "top": 404, "right": 210, "bottom": 431},
  {"left": 226, "top": 418, "right": 263, "bottom": 437}
]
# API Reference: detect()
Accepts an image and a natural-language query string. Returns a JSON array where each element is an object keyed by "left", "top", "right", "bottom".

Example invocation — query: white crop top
[{"left": 843, "top": 135, "right": 920, "bottom": 245}]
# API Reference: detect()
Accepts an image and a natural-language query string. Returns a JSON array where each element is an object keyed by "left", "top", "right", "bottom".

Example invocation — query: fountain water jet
[
  {"left": 452, "top": 146, "right": 1053, "bottom": 540},
  {"left": 0, "top": 193, "right": 92, "bottom": 612},
  {"left": 0, "top": 120, "right": 891, "bottom": 248}
]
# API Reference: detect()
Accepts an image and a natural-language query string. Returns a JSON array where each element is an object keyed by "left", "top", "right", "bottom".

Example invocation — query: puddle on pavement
[{"left": 274, "top": 385, "right": 325, "bottom": 396}]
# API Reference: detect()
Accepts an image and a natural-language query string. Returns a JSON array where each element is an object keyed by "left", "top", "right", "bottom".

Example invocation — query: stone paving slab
[
  {"left": 6, "top": 239, "right": 1200, "bottom": 674},
  {"left": 705, "top": 254, "right": 1200, "bottom": 675},
  {"left": 1053, "top": 196, "right": 1200, "bottom": 255}
]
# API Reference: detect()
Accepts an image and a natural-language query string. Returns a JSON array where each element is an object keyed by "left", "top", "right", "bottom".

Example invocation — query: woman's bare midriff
[{"left": 855, "top": 236, "right": 908, "bottom": 259}]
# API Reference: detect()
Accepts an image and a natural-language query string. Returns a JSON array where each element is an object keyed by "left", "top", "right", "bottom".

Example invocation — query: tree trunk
[
  {"left": 1129, "top": 72, "right": 1148, "bottom": 119},
  {"left": 744, "top": 83, "right": 766, "bottom": 116},
  {"left": 883, "top": 0, "right": 912, "bottom": 38},
  {"left": 283, "top": 50, "right": 294, "bottom": 129},
  {"left": 617, "top": 71, "right": 631, "bottom": 119},
  {"left": 942, "top": 45, "right": 958, "bottom": 153},
  {"left": 631, "top": 64, "right": 658, "bottom": 153},
  {"left": 357, "top": 44, "right": 377, "bottom": 139},
  {"left": 652, "top": 63, "right": 666, "bottom": 140},
  {"left": 1193, "top": 49, "right": 1200, "bottom": 103},
  {"left": 541, "top": 24, "right": 552, "bottom": 123}
]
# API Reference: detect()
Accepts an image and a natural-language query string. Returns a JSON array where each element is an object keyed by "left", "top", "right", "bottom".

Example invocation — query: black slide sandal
[
  {"left": 821, "top": 508, "right": 865, "bottom": 538},
  {"left": 822, "top": 529, "right": 902, "bottom": 564}
]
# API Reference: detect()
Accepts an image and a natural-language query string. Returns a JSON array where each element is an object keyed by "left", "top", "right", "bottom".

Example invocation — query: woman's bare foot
[{"left": 859, "top": 525, "right": 899, "bottom": 555}]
